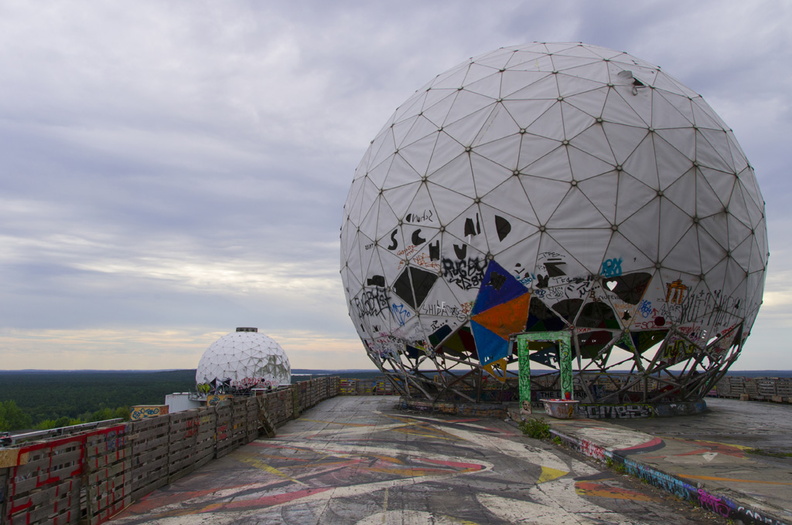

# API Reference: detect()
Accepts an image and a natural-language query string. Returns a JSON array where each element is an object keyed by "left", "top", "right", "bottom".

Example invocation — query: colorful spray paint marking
[{"left": 516, "top": 331, "right": 573, "bottom": 413}]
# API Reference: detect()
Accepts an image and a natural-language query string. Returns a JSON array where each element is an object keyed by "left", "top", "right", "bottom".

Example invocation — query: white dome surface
[
  {"left": 196, "top": 328, "right": 291, "bottom": 389},
  {"left": 340, "top": 43, "right": 768, "bottom": 402}
]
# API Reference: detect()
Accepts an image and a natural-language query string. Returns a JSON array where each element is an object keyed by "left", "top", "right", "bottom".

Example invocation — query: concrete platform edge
[{"left": 550, "top": 428, "right": 790, "bottom": 525}]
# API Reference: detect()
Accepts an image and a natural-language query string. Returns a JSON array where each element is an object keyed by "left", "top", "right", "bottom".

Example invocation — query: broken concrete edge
[{"left": 551, "top": 429, "right": 790, "bottom": 525}]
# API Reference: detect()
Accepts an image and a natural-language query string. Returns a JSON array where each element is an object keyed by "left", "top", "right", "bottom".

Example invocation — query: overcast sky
[{"left": 0, "top": 1, "right": 789, "bottom": 371}]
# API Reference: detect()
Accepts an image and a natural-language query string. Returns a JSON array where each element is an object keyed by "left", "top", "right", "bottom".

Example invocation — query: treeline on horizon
[
  {"left": 0, "top": 369, "right": 196, "bottom": 432},
  {"left": 1, "top": 368, "right": 787, "bottom": 432},
  {"left": 0, "top": 369, "right": 385, "bottom": 432}
]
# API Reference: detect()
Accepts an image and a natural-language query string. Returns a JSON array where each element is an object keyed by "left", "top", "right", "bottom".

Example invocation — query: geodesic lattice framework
[
  {"left": 340, "top": 43, "right": 768, "bottom": 405},
  {"left": 195, "top": 327, "right": 291, "bottom": 391}
]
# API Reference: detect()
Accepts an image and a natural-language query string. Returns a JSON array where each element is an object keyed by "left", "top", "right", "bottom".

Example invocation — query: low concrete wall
[
  {"left": 713, "top": 376, "right": 792, "bottom": 403},
  {"left": 0, "top": 376, "right": 339, "bottom": 525}
]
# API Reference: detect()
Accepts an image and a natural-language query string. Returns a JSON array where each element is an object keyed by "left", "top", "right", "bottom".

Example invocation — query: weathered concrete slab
[
  {"left": 537, "top": 397, "right": 792, "bottom": 525},
  {"left": 111, "top": 396, "right": 716, "bottom": 524}
]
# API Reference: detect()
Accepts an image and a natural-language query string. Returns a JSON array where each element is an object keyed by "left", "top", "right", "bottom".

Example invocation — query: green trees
[{"left": 0, "top": 400, "right": 32, "bottom": 431}]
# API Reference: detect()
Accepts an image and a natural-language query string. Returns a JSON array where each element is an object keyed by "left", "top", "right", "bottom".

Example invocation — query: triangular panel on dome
[
  {"left": 555, "top": 71, "right": 606, "bottom": 98},
  {"left": 662, "top": 226, "right": 701, "bottom": 276},
  {"left": 695, "top": 173, "right": 728, "bottom": 219},
  {"left": 547, "top": 186, "right": 610, "bottom": 229},
  {"left": 617, "top": 198, "right": 660, "bottom": 263},
  {"left": 500, "top": 70, "right": 552, "bottom": 99},
  {"left": 445, "top": 89, "right": 497, "bottom": 125},
  {"left": 493, "top": 234, "right": 542, "bottom": 284},
  {"left": 658, "top": 198, "right": 696, "bottom": 262},
  {"left": 731, "top": 178, "right": 763, "bottom": 228},
  {"left": 729, "top": 235, "right": 753, "bottom": 275},
  {"left": 443, "top": 103, "right": 498, "bottom": 147},
  {"left": 508, "top": 48, "right": 554, "bottom": 71},
  {"left": 470, "top": 320, "right": 510, "bottom": 366},
  {"left": 381, "top": 181, "right": 422, "bottom": 222},
  {"left": 567, "top": 143, "right": 613, "bottom": 182},
  {"left": 651, "top": 72, "right": 697, "bottom": 98},
  {"left": 392, "top": 91, "right": 428, "bottom": 124},
  {"left": 560, "top": 102, "right": 597, "bottom": 139},
  {"left": 724, "top": 135, "right": 749, "bottom": 174},
  {"left": 556, "top": 59, "right": 609, "bottom": 83},
  {"left": 621, "top": 136, "right": 659, "bottom": 189},
  {"left": 471, "top": 50, "right": 517, "bottom": 71},
  {"left": 426, "top": 182, "right": 476, "bottom": 228},
  {"left": 428, "top": 150, "right": 475, "bottom": 193},
  {"left": 463, "top": 70, "right": 503, "bottom": 99},
  {"left": 425, "top": 132, "right": 468, "bottom": 175},
  {"left": 563, "top": 86, "right": 608, "bottom": 120},
  {"left": 471, "top": 259, "right": 529, "bottom": 314},
  {"left": 691, "top": 101, "right": 726, "bottom": 131},
  {"left": 471, "top": 104, "right": 522, "bottom": 147},
  {"left": 478, "top": 195, "right": 539, "bottom": 254},
  {"left": 727, "top": 213, "right": 753, "bottom": 253},
  {"left": 365, "top": 197, "right": 400, "bottom": 243},
  {"left": 603, "top": 122, "right": 650, "bottom": 166},
  {"left": 472, "top": 135, "right": 523, "bottom": 174},
  {"left": 549, "top": 227, "right": 613, "bottom": 276},
  {"left": 430, "top": 64, "right": 471, "bottom": 90},
  {"left": 534, "top": 233, "right": 586, "bottom": 281},
  {"left": 516, "top": 133, "right": 562, "bottom": 169},
  {"left": 660, "top": 169, "right": 697, "bottom": 218},
  {"left": 698, "top": 129, "right": 735, "bottom": 171},
  {"left": 575, "top": 171, "right": 619, "bottom": 223},
  {"left": 366, "top": 234, "right": 409, "bottom": 286},
  {"left": 696, "top": 224, "right": 728, "bottom": 275},
  {"left": 654, "top": 127, "right": 696, "bottom": 162},
  {"left": 655, "top": 141, "right": 697, "bottom": 193},
  {"left": 501, "top": 98, "right": 557, "bottom": 130},
  {"left": 473, "top": 290, "right": 531, "bottom": 338},
  {"left": 602, "top": 232, "right": 656, "bottom": 275},
  {"left": 397, "top": 132, "right": 440, "bottom": 179},
  {"left": 614, "top": 173, "right": 658, "bottom": 225},
  {"left": 391, "top": 114, "right": 421, "bottom": 150},
  {"left": 601, "top": 89, "right": 649, "bottom": 128},
  {"left": 567, "top": 122, "right": 616, "bottom": 165},
  {"left": 521, "top": 144, "right": 571, "bottom": 181},
  {"left": 470, "top": 153, "right": 514, "bottom": 196},
  {"left": 650, "top": 91, "right": 694, "bottom": 130},
  {"left": 735, "top": 178, "right": 765, "bottom": 226},
  {"left": 748, "top": 233, "right": 768, "bottom": 275},
  {"left": 506, "top": 74, "right": 559, "bottom": 101},
  {"left": 438, "top": 230, "right": 489, "bottom": 291},
  {"left": 362, "top": 157, "right": 394, "bottom": 194},
  {"left": 521, "top": 174, "right": 572, "bottom": 225},
  {"left": 421, "top": 89, "right": 459, "bottom": 127},
  {"left": 525, "top": 101, "right": 565, "bottom": 141}
]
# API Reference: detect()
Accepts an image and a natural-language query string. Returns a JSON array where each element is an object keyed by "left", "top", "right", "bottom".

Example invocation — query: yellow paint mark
[
  {"left": 240, "top": 457, "right": 307, "bottom": 486},
  {"left": 537, "top": 466, "right": 568, "bottom": 484},
  {"left": 575, "top": 485, "right": 655, "bottom": 501},
  {"left": 680, "top": 474, "right": 792, "bottom": 485}
]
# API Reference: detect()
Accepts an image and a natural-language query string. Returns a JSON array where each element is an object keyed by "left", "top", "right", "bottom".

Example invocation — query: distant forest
[
  {"left": 0, "top": 369, "right": 381, "bottom": 432},
  {"left": 0, "top": 368, "right": 784, "bottom": 432},
  {"left": 0, "top": 369, "right": 195, "bottom": 431}
]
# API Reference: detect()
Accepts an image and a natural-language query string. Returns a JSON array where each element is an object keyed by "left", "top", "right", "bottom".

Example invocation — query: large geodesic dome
[
  {"left": 340, "top": 42, "right": 768, "bottom": 406},
  {"left": 195, "top": 328, "right": 291, "bottom": 390}
]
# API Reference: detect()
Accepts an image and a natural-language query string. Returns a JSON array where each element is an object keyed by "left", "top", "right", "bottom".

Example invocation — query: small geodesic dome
[
  {"left": 195, "top": 327, "right": 291, "bottom": 390},
  {"left": 339, "top": 42, "right": 768, "bottom": 405}
]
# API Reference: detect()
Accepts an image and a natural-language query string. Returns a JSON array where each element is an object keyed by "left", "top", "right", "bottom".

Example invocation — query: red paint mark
[
  {"left": 201, "top": 487, "right": 333, "bottom": 512},
  {"left": 616, "top": 437, "right": 664, "bottom": 453}
]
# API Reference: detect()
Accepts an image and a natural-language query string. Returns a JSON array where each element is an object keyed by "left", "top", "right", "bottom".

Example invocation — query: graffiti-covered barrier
[
  {"left": 0, "top": 377, "right": 339, "bottom": 525},
  {"left": 714, "top": 376, "right": 792, "bottom": 403}
]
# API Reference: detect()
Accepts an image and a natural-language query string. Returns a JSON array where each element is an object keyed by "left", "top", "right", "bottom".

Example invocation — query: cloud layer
[{"left": 0, "top": 0, "right": 790, "bottom": 370}]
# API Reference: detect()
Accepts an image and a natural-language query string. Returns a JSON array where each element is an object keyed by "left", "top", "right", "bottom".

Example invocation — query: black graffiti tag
[{"left": 442, "top": 257, "right": 487, "bottom": 290}]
